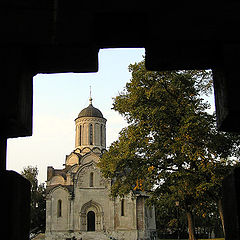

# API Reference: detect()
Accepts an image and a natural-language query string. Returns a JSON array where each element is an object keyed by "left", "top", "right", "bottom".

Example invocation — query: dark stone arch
[{"left": 79, "top": 200, "right": 103, "bottom": 231}]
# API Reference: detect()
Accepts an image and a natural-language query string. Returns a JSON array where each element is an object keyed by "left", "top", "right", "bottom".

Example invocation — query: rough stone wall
[
  {"left": 114, "top": 196, "right": 137, "bottom": 231},
  {"left": 47, "top": 187, "right": 70, "bottom": 232},
  {"left": 145, "top": 205, "right": 156, "bottom": 231},
  {"left": 136, "top": 197, "right": 144, "bottom": 231},
  {"left": 46, "top": 151, "right": 157, "bottom": 240}
]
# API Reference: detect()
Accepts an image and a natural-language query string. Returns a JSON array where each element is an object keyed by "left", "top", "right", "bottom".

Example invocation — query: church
[{"left": 45, "top": 97, "right": 157, "bottom": 240}]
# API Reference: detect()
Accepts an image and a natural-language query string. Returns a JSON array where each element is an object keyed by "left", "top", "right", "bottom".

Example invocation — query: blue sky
[
  {"left": 7, "top": 48, "right": 145, "bottom": 183},
  {"left": 6, "top": 48, "right": 215, "bottom": 184}
]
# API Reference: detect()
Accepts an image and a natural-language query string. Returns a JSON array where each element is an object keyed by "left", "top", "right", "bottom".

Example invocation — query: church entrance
[
  {"left": 80, "top": 200, "right": 102, "bottom": 231},
  {"left": 87, "top": 211, "right": 95, "bottom": 231}
]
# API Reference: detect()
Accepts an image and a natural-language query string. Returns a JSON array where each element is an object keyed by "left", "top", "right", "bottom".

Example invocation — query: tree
[
  {"left": 99, "top": 59, "right": 240, "bottom": 240},
  {"left": 21, "top": 166, "right": 46, "bottom": 233},
  {"left": 194, "top": 156, "right": 240, "bottom": 237}
]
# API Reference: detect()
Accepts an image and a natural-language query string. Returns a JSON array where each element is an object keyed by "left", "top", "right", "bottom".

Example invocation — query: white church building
[{"left": 45, "top": 97, "right": 157, "bottom": 240}]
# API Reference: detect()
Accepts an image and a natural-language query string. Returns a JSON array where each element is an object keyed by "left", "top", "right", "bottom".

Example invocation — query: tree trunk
[
  {"left": 217, "top": 199, "right": 225, "bottom": 237},
  {"left": 186, "top": 211, "right": 196, "bottom": 240}
]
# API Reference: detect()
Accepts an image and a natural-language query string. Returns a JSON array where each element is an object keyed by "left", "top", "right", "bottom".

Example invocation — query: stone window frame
[
  {"left": 100, "top": 124, "right": 103, "bottom": 146},
  {"left": 57, "top": 199, "right": 62, "bottom": 218},
  {"left": 121, "top": 199, "right": 125, "bottom": 216},
  {"left": 90, "top": 172, "right": 94, "bottom": 187},
  {"left": 79, "top": 125, "right": 82, "bottom": 146},
  {"left": 89, "top": 124, "right": 93, "bottom": 145}
]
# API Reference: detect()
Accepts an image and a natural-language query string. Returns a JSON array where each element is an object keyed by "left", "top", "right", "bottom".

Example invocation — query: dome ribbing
[{"left": 78, "top": 101, "right": 103, "bottom": 118}]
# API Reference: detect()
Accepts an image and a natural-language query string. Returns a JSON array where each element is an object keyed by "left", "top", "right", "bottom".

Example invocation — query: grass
[
  {"left": 199, "top": 239, "right": 224, "bottom": 240},
  {"left": 160, "top": 239, "right": 224, "bottom": 240}
]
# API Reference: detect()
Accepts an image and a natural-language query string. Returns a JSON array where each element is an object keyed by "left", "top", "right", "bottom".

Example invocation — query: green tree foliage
[
  {"left": 99, "top": 59, "right": 240, "bottom": 240},
  {"left": 21, "top": 166, "right": 46, "bottom": 233}
]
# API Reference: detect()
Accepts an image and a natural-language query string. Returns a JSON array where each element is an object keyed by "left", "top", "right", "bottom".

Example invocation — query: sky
[
  {"left": 6, "top": 48, "right": 146, "bottom": 183},
  {"left": 6, "top": 48, "right": 215, "bottom": 184}
]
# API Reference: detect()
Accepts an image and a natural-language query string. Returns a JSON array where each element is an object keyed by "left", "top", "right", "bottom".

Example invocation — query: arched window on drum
[
  {"left": 79, "top": 125, "right": 82, "bottom": 146},
  {"left": 100, "top": 125, "right": 103, "bottom": 146},
  {"left": 89, "top": 124, "right": 93, "bottom": 145}
]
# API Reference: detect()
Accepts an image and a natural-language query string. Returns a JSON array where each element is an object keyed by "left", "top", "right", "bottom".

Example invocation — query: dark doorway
[{"left": 87, "top": 211, "right": 95, "bottom": 231}]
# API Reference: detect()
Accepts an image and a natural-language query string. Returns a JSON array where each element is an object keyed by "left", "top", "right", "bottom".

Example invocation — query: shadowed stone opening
[{"left": 87, "top": 211, "right": 95, "bottom": 231}]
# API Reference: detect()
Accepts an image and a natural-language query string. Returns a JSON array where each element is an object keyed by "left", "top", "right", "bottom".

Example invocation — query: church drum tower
[{"left": 75, "top": 97, "right": 106, "bottom": 151}]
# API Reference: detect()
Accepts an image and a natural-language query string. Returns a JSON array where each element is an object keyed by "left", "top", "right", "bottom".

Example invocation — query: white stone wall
[
  {"left": 46, "top": 187, "right": 70, "bottom": 232},
  {"left": 114, "top": 196, "right": 137, "bottom": 231},
  {"left": 73, "top": 161, "right": 111, "bottom": 232},
  {"left": 46, "top": 142, "right": 157, "bottom": 240}
]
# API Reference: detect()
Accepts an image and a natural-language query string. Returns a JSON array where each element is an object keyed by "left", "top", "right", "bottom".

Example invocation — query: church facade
[{"left": 45, "top": 98, "right": 157, "bottom": 240}]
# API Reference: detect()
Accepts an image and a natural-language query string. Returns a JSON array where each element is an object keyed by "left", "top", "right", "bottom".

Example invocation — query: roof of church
[{"left": 78, "top": 97, "right": 104, "bottom": 118}]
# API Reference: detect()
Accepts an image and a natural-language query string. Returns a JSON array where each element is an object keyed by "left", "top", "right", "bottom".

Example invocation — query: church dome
[{"left": 78, "top": 98, "right": 103, "bottom": 118}]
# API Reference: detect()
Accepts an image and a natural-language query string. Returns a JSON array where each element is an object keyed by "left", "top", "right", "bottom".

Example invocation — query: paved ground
[{"left": 32, "top": 233, "right": 45, "bottom": 240}]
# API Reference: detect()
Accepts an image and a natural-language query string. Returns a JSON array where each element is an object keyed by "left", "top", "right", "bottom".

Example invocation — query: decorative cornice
[
  {"left": 75, "top": 117, "right": 107, "bottom": 124},
  {"left": 46, "top": 184, "right": 73, "bottom": 196},
  {"left": 74, "top": 146, "right": 105, "bottom": 155}
]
